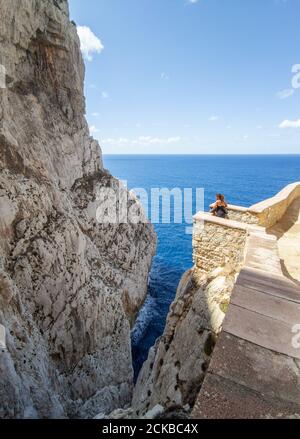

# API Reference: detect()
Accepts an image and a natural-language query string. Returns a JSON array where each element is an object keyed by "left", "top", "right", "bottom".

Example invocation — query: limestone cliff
[
  {"left": 0, "top": 0, "right": 156, "bottom": 418},
  {"left": 129, "top": 217, "right": 247, "bottom": 418},
  {"left": 131, "top": 265, "right": 237, "bottom": 417},
  {"left": 98, "top": 261, "right": 238, "bottom": 420}
]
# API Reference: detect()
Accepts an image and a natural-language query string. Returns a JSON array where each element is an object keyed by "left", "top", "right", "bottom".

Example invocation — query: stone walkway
[
  {"left": 192, "top": 217, "right": 300, "bottom": 419},
  {"left": 268, "top": 198, "right": 300, "bottom": 285}
]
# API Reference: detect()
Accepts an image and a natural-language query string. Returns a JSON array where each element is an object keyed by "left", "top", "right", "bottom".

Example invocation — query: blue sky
[{"left": 69, "top": 0, "right": 300, "bottom": 154}]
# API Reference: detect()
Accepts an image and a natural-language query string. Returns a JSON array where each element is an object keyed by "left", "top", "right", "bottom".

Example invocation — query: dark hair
[{"left": 216, "top": 193, "right": 222, "bottom": 200}]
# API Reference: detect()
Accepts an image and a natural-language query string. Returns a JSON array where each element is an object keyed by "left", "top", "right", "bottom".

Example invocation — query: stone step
[
  {"left": 230, "top": 284, "right": 300, "bottom": 324},
  {"left": 244, "top": 259, "right": 282, "bottom": 275},
  {"left": 223, "top": 304, "right": 300, "bottom": 359},
  {"left": 209, "top": 332, "right": 300, "bottom": 406},
  {"left": 192, "top": 372, "right": 300, "bottom": 419},
  {"left": 237, "top": 268, "right": 300, "bottom": 303}
]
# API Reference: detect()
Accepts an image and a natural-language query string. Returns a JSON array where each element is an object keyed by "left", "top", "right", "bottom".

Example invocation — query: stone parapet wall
[
  {"left": 225, "top": 182, "right": 300, "bottom": 228},
  {"left": 193, "top": 213, "right": 249, "bottom": 274},
  {"left": 226, "top": 206, "right": 259, "bottom": 225},
  {"left": 250, "top": 182, "right": 300, "bottom": 228}
]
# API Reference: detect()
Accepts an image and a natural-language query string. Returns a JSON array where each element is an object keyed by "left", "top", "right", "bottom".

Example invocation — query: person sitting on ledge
[{"left": 210, "top": 193, "right": 228, "bottom": 218}]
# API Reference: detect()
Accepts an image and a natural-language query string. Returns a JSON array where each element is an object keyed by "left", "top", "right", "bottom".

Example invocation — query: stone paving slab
[
  {"left": 230, "top": 284, "right": 300, "bottom": 325},
  {"left": 244, "top": 262, "right": 280, "bottom": 275},
  {"left": 208, "top": 332, "right": 300, "bottom": 405},
  {"left": 240, "top": 266, "right": 298, "bottom": 287},
  {"left": 245, "top": 233, "right": 283, "bottom": 274},
  {"left": 244, "top": 258, "right": 282, "bottom": 275},
  {"left": 223, "top": 304, "right": 300, "bottom": 359},
  {"left": 237, "top": 268, "right": 300, "bottom": 303},
  {"left": 192, "top": 372, "right": 300, "bottom": 419},
  {"left": 247, "top": 238, "right": 277, "bottom": 249}
]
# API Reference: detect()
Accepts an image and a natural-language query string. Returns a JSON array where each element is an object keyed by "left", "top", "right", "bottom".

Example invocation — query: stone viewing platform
[{"left": 192, "top": 182, "right": 300, "bottom": 419}]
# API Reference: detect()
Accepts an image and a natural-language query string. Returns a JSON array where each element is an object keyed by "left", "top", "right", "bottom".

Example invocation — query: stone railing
[
  {"left": 226, "top": 205, "right": 259, "bottom": 225},
  {"left": 193, "top": 182, "right": 300, "bottom": 275},
  {"left": 249, "top": 182, "right": 300, "bottom": 228},
  {"left": 225, "top": 182, "right": 300, "bottom": 228},
  {"left": 192, "top": 212, "right": 262, "bottom": 275},
  {"left": 192, "top": 184, "right": 300, "bottom": 419}
]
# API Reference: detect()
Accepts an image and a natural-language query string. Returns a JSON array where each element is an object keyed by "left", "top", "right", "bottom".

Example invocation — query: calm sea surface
[{"left": 104, "top": 154, "right": 300, "bottom": 378}]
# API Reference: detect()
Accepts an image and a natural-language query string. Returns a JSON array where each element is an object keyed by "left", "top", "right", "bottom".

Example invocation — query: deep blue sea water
[{"left": 104, "top": 154, "right": 300, "bottom": 379}]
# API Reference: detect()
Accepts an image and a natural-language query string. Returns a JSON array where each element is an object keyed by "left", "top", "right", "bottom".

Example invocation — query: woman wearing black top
[{"left": 210, "top": 194, "right": 228, "bottom": 218}]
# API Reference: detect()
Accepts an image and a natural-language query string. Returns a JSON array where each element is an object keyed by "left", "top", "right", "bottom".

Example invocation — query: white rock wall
[{"left": 0, "top": 0, "right": 156, "bottom": 419}]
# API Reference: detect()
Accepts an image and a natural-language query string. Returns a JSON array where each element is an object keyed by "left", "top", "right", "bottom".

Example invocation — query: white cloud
[
  {"left": 91, "top": 112, "right": 100, "bottom": 117},
  {"left": 102, "top": 136, "right": 181, "bottom": 146},
  {"left": 89, "top": 125, "right": 100, "bottom": 134},
  {"left": 277, "top": 88, "right": 295, "bottom": 99},
  {"left": 279, "top": 119, "right": 300, "bottom": 129},
  {"left": 209, "top": 115, "right": 219, "bottom": 121},
  {"left": 139, "top": 136, "right": 181, "bottom": 145},
  {"left": 101, "top": 91, "right": 109, "bottom": 99},
  {"left": 103, "top": 137, "right": 129, "bottom": 145},
  {"left": 77, "top": 26, "right": 104, "bottom": 61},
  {"left": 189, "top": 0, "right": 200, "bottom": 3}
]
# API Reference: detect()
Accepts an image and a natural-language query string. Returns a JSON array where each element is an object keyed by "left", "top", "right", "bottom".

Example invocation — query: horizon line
[{"left": 103, "top": 153, "right": 300, "bottom": 156}]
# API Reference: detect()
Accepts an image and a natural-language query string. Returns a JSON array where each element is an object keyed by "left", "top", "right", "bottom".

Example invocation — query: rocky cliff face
[
  {"left": 0, "top": 0, "right": 156, "bottom": 418},
  {"left": 130, "top": 265, "right": 237, "bottom": 417},
  {"left": 128, "top": 213, "right": 246, "bottom": 418},
  {"left": 99, "top": 263, "right": 238, "bottom": 420}
]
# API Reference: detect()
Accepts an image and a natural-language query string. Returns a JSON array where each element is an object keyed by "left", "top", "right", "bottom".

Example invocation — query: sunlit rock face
[
  {"left": 131, "top": 218, "right": 245, "bottom": 417},
  {"left": 131, "top": 266, "right": 237, "bottom": 417},
  {"left": 0, "top": 0, "right": 156, "bottom": 418}
]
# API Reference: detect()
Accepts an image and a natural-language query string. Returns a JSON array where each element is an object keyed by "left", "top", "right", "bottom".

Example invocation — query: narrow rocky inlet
[
  {"left": 1, "top": 0, "right": 299, "bottom": 422},
  {"left": 0, "top": 0, "right": 156, "bottom": 419}
]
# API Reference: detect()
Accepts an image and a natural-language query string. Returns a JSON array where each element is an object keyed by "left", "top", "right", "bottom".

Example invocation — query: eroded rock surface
[
  {"left": 131, "top": 265, "right": 237, "bottom": 417},
  {"left": 0, "top": 0, "right": 156, "bottom": 418}
]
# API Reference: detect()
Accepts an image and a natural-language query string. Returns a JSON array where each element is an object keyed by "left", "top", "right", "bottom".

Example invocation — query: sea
[{"left": 104, "top": 154, "right": 300, "bottom": 379}]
